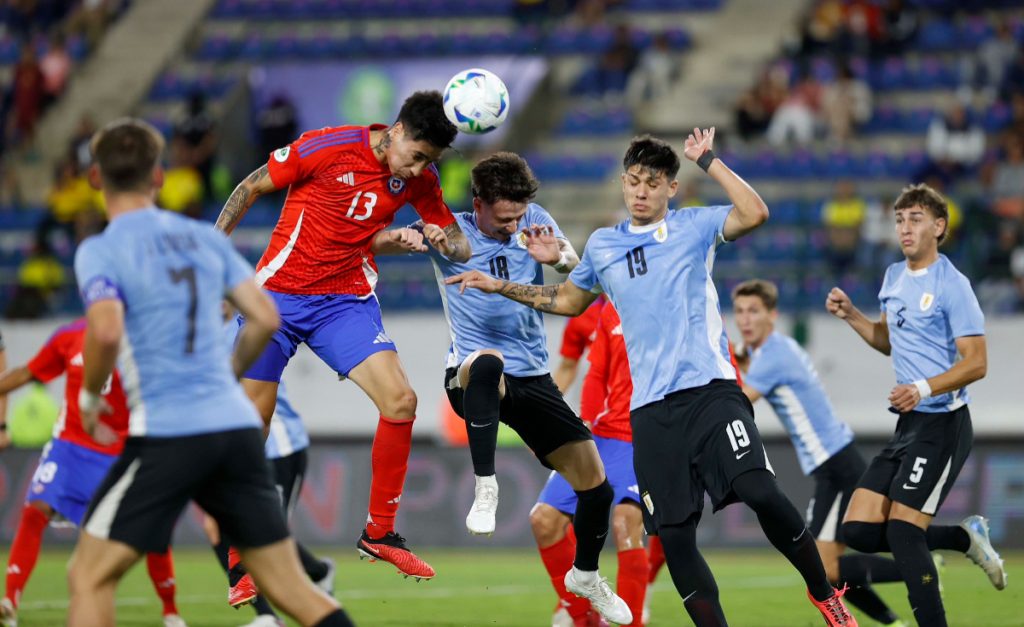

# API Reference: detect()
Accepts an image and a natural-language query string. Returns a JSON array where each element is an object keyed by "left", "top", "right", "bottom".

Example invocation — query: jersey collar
[{"left": 627, "top": 218, "right": 666, "bottom": 234}]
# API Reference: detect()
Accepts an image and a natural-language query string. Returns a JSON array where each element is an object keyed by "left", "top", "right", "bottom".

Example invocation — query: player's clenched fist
[
  {"left": 446, "top": 270, "right": 503, "bottom": 294},
  {"left": 387, "top": 227, "right": 427, "bottom": 252},
  {"left": 422, "top": 223, "right": 452, "bottom": 254},
  {"left": 826, "top": 287, "right": 852, "bottom": 319}
]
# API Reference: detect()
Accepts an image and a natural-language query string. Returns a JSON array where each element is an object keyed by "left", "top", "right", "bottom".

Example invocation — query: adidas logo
[
  {"left": 337, "top": 172, "right": 355, "bottom": 186},
  {"left": 387, "top": 495, "right": 401, "bottom": 505},
  {"left": 71, "top": 353, "right": 84, "bottom": 366},
  {"left": 372, "top": 331, "right": 391, "bottom": 345}
]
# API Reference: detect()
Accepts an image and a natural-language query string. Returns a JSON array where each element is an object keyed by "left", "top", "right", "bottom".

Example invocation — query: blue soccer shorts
[
  {"left": 27, "top": 438, "right": 117, "bottom": 526},
  {"left": 536, "top": 435, "right": 639, "bottom": 515}
]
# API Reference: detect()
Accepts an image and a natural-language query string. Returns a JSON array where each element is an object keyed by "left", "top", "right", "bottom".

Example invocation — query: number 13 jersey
[
  {"left": 259, "top": 124, "right": 456, "bottom": 297},
  {"left": 569, "top": 205, "right": 737, "bottom": 410}
]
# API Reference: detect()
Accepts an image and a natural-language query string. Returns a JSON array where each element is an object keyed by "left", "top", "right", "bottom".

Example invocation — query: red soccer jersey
[
  {"left": 559, "top": 295, "right": 606, "bottom": 361},
  {"left": 26, "top": 320, "right": 129, "bottom": 455},
  {"left": 257, "top": 124, "right": 456, "bottom": 296},
  {"left": 580, "top": 302, "right": 633, "bottom": 443}
]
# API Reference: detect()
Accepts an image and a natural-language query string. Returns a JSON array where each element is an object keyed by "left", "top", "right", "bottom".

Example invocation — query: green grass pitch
[{"left": 6, "top": 548, "right": 1021, "bottom": 626}]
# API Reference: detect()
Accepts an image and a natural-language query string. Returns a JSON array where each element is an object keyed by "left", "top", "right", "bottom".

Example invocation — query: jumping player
[
  {"left": 827, "top": 183, "right": 1006, "bottom": 626},
  {"left": 0, "top": 321, "right": 185, "bottom": 627},
  {"left": 66, "top": 118, "right": 351, "bottom": 627},
  {"left": 427, "top": 152, "right": 631, "bottom": 625},
  {"left": 449, "top": 131, "right": 856, "bottom": 626},
  {"left": 214, "top": 91, "right": 470, "bottom": 580},
  {"left": 732, "top": 278, "right": 909, "bottom": 626}
]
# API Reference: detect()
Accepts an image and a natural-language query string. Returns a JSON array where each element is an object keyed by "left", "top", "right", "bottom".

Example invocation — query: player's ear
[
  {"left": 152, "top": 164, "right": 165, "bottom": 191},
  {"left": 87, "top": 164, "right": 102, "bottom": 190},
  {"left": 472, "top": 196, "right": 483, "bottom": 214},
  {"left": 391, "top": 121, "right": 405, "bottom": 141},
  {"left": 935, "top": 216, "right": 947, "bottom": 242},
  {"left": 667, "top": 178, "right": 679, "bottom": 199}
]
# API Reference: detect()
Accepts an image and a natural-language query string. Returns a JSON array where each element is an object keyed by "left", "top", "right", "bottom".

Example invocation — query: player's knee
[
  {"left": 611, "top": 504, "right": 642, "bottom": 550},
  {"left": 842, "top": 521, "right": 886, "bottom": 554},
  {"left": 381, "top": 387, "right": 417, "bottom": 419},
  {"left": 468, "top": 353, "right": 504, "bottom": 387},
  {"left": 529, "top": 505, "right": 566, "bottom": 546},
  {"left": 576, "top": 478, "right": 614, "bottom": 511}
]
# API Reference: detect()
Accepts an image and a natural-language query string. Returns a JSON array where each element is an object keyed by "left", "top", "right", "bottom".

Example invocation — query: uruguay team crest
[
  {"left": 515, "top": 231, "right": 528, "bottom": 249},
  {"left": 920, "top": 292, "right": 935, "bottom": 311},
  {"left": 387, "top": 176, "right": 406, "bottom": 195},
  {"left": 653, "top": 224, "right": 668, "bottom": 243}
]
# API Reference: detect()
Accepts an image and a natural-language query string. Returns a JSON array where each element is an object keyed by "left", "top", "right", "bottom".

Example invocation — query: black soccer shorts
[{"left": 806, "top": 443, "right": 868, "bottom": 542}]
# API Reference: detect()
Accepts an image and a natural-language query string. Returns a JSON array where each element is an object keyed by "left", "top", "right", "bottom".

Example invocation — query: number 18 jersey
[
  {"left": 74, "top": 208, "right": 261, "bottom": 438},
  {"left": 569, "top": 206, "right": 737, "bottom": 410}
]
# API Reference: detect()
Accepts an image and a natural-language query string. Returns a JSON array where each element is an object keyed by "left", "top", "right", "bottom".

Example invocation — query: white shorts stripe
[
  {"left": 817, "top": 491, "right": 844, "bottom": 542},
  {"left": 83, "top": 459, "right": 141, "bottom": 539},
  {"left": 922, "top": 457, "right": 953, "bottom": 515}
]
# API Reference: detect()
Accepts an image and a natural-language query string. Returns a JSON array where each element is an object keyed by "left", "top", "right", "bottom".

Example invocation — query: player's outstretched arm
[
  {"left": 888, "top": 335, "right": 987, "bottom": 412},
  {"left": 80, "top": 300, "right": 124, "bottom": 436},
  {"left": 371, "top": 227, "right": 428, "bottom": 255},
  {"left": 682, "top": 127, "right": 769, "bottom": 241},
  {"left": 446, "top": 271, "right": 598, "bottom": 316},
  {"left": 226, "top": 280, "right": 280, "bottom": 379},
  {"left": 0, "top": 365, "right": 34, "bottom": 398},
  {"left": 826, "top": 287, "right": 891, "bottom": 355},
  {"left": 215, "top": 165, "right": 279, "bottom": 234},
  {"left": 438, "top": 222, "right": 472, "bottom": 262}
]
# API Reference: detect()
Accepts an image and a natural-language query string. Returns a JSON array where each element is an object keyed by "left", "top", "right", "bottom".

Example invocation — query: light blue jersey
[
  {"left": 223, "top": 321, "right": 309, "bottom": 458},
  {"left": 569, "top": 206, "right": 737, "bottom": 410},
  {"left": 878, "top": 254, "right": 984, "bottom": 413},
  {"left": 744, "top": 332, "right": 854, "bottom": 475},
  {"left": 74, "top": 207, "right": 261, "bottom": 437},
  {"left": 430, "top": 204, "right": 562, "bottom": 376}
]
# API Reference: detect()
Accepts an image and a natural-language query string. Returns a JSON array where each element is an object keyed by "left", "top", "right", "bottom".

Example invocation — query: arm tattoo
[
  {"left": 443, "top": 222, "right": 471, "bottom": 261},
  {"left": 215, "top": 165, "right": 268, "bottom": 233},
  {"left": 498, "top": 281, "right": 563, "bottom": 313}
]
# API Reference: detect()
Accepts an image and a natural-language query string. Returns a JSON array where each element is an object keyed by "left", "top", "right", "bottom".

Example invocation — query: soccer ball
[{"left": 443, "top": 68, "right": 509, "bottom": 134}]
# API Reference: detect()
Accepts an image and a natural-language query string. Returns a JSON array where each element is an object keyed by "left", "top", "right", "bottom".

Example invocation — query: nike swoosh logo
[
  {"left": 792, "top": 529, "right": 806, "bottom": 542},
  {"left": 736, "top": 450, "right": 751, "bottom": 460},
  {"left": 683, "top": 591, "right": 697, "bottom": 602},
  {"left": 902, "top": 484, "right": 919, "bottom": 490},
  {"left": 470, "top": 422, "right": 493, "bottom": 428}
]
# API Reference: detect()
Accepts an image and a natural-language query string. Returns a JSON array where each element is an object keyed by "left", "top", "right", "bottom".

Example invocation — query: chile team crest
[{"left": 387, "top": 176, "right": 406, "bottom": 195}]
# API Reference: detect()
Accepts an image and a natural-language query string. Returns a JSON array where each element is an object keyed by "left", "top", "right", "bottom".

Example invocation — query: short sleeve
[
  {"left": 409, "top": 164, "right": 456, "bottom": 229},
  {"left": 944, "top": 273, "right": 985, "bottom": 338},
  {"left": 26, "top": 330, "right": 68, "bottom": 383},
  {"left": 743, "top": 346, "right": 783, "bottom": 396},
  {"left": 265, "top": 128, "right": 341, "bottom": 189},
  {"left": 74, "top": 237, "right": 123, "bottom": 308},
  {"left": 528, "top": 204, "right": 565, "bottom": 240},
  {"left": 568, "top": 238, "right": 602, "bottom": 294},
  {"left": 208, "top": 228, "right": 255, "bottom": 293},
  {"left": 689, "top": 205, "right": 733, "bottom": 247},
  {"left": 878, "top": 264, "right": 894, "bottom": 312}
]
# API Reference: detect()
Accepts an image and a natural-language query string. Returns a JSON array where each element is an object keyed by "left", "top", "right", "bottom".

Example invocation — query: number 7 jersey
[
  {"left": 569, "top": 206, "right": 737, "bottom": 411},
  {"left": 259, "top": 124, "right": 455, "bottom": 296}
]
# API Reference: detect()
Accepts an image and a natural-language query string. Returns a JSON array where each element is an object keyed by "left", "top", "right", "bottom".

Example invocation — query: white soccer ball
[{"left": 443, "top": 68, "right": 510, "bottom": 134}]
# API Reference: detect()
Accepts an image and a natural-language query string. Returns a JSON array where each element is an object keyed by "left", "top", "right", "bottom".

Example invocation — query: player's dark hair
[
  {"left": 397, "top": 91, "right": 458, "bottom": 150},
  {"left": 893, "top": 183, "right": 949, "bottom": 243},
  {"left": 623, "top": 135, "right": 680, "bottom": 180},
  {"left": 471, "top": 152, "right": 539, "bottom": 204},
  {"left": 732, "top": 279, "right": 778, "bottom": 311},
  {"left": 90, "top": 118, "right": 165, "bottom": 193}
]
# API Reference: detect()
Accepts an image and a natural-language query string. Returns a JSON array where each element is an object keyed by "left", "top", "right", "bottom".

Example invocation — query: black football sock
[
  {"left": 843, "top": 587, "right": 900, "bottom": 625},
  {"left": 839, "top": 553, "right": 904, "bottom": 585},
  {"left": 888, "top": 520, "right": 946, "bottom": 627},
  {"left": 571, "top": 479, "right": 614, "bottom": 571},
  {"left": 926, "top": 525, "right": 970, "bottom": 553},
  {"left": 659, "top": 516, "right": 728, "bottom": 627},
  {"left": 213, "top": 540, "right": 277, "bottom": 616},
  {"left": 462, "top": 354, "right": 504, "bottom": 477},
  {"left": 313, "top": 608, "right": 356, "bottom": 627},
  {"left": 298, "top": 542, "right": 330, "bottom": 582},
  {"left": 731, "top": 470, "right": 833, "bottom": 602}
]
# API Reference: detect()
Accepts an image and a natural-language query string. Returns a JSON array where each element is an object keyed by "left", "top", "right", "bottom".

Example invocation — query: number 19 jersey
[
  {"left": 74, "top": 208, "right": 261, "bottom": 438},
  {"left": 569, "top": 206, "right": 737, "bottom": 410}
]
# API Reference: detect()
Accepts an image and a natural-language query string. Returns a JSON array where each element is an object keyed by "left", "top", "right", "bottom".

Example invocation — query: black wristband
[{"left": 696, "top": 149, "right": 717, "bottom": 173}]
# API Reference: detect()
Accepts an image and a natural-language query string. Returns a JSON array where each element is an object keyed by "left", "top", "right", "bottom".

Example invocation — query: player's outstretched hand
[
  {"left": 445, "top": 270, "right": 504, "bottom": 294},
  {"left": 388, "top": 227, "right": 427, "bottom": 253},
  {"left": 422, "top": 223, "right": 453, "bottom": 256},
  {"left": 888, "top": 383, "right": 921, "bottom": 412},
  {"left": 683, "top": 126, "right": 715, "bottom": 162},
  {"left": 826, "top": 287, "right": 852, "bottom": 319},
  {"left": 523, "top": 225, "right": 560, "bottom": 264}
]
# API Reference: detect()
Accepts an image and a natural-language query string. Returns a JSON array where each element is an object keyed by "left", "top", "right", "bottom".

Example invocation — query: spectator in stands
[
  {"left": 66, "top": 0, "right": 118, "bottom": 48},
  {"left": 10, "top": 44, "right": 45, "bottom": 146},
  {"left": 5, "top": 237, "right": 64, "bottom": 320},
  {"left": 257, "top": 94, "right": 299, "bottom": 160},
  {"left": 766, "top": 70, "right": 822, "bottom": 146},
  {"left": 820, "top": 62, "right": 872, "bottom": 143},
  {"left": 977, "top": 221, "right": 1023, "bottom": 313},
  {"left": 39, "top": 157, "right": 101, "bottom": 250},
  {"left": 962, "top": 20, "right": 1019, "bottom": 101},
  {"left": 877, "top": 0, "right": 918, "bottom": 56},
  {"left": 734, "top": 67, "right": 786, "bottom": 141},
  {"left": 67, "top": 113, "right": 96, "bottom": 173},
  {"left": 39, "top": 32, "right": 72, "bottom": 108},
  {"left": 173, "top": 91, "right": 217, "bottom": 198},
  {"left": 626, "top": 32, "right": 677, "bottom": 105},
  {"left": 157, "top": 137, "right": 205, "bottom": 219},
  {"left": 797, "top": 0, "right": 844, "bottom": 57},
  {"left": 991, "top": 133, "right": 1024, "bottom": 221},
  {"left": 593, "top": 23, "right": 639, "bottom": 99},
  {"left": 840, "top": 0, "right": 882, "bottom": 57},
  {"left": 821, "top": 179, "right": 866, "bottom": 279},
  {"left": 922, "top": 103, "right": 985, "bottom": 183}
]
